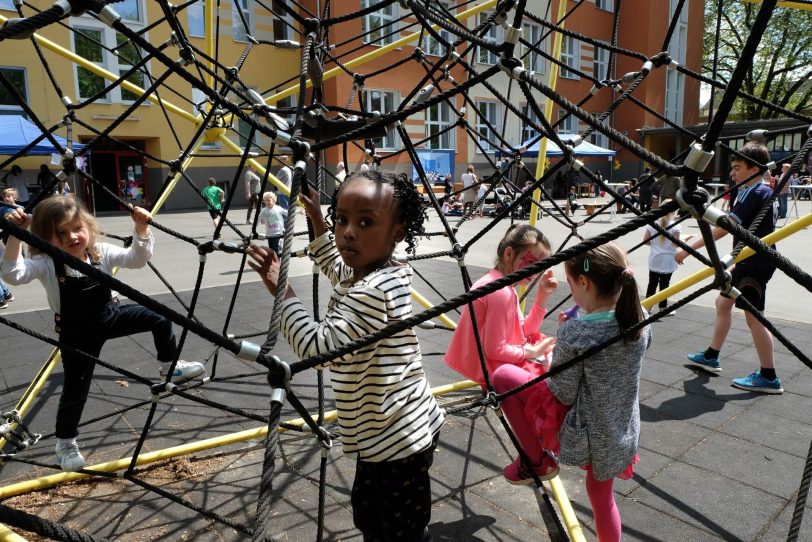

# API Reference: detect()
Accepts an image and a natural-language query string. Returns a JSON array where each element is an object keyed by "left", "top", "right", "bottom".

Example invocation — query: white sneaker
[
  {"left": 56, "top": 442, "right": 85, "bottom": 472},
  {"left": 159, "top": 360, "right": 205, "bottom": 383}
]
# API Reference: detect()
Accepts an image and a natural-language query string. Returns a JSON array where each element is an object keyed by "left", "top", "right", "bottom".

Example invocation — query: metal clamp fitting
[
  {"left": 746, "top": 129, "right": 768, "bottom": 142},
  {"left": 98, "top": 5, "right": 122, "bottom": 27},
  {"left": 701, "top": 204, "right": 727, "bottom": 226},
  {"left": 237, "top": 340, "right": 262, "bottom": 362},
  {"left": 684, "top": 142, "right": 714, "bottom": 173},
  {"left": 504, "top": 26, "right": 520, "bottom": 45}
]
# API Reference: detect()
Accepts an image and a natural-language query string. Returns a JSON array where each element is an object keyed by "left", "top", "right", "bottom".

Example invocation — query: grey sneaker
[
  {"left": 159, "top": 360, "right": 205, "bottom": 383},
  {"left": 56, "top": 442, "right": 85, "bottom": 472}
]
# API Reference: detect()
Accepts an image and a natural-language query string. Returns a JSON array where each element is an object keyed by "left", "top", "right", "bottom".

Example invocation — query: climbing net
[{"left": 0, "top": 0, "right": 811, "bottom": 540}]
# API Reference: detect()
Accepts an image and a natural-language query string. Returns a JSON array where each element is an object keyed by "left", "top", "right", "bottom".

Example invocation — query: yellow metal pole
[
  {"left": 0, "top": 351, "right": 61, "bottom": 452},
  {"left": 265, "top": 0, "right": 498, "bottom": 105},
  {"left": 151, "top": 138, "right": 205, "bottom": 214},
  {"left": 548, "top": 476, "right": 586, "bottom": 541},
  {"left": 0, "top": 523, "right": 29, "bottom": 542},
  {"left": 0, "top": 15, "right": 197, "bottom": 124},
  {"left": 642, "top": 212, "right": 812, "bottom": 310},
  {"left": 410, "top": 288, "right": 458, "bottom": 330},
  {"left": 205, "top": 0, "right": 215, "bottom": 90},
  {"left": 741, "top": 0, "right": 812, "bottom": 10},
  {"left": 216, "top": 134, "right": 287, "bottom": 193},
  {"left": 0, "top": 379, "right": 478, "bottom": 498},
  {"left": 520, "top": 0, "right": 569, "bottom": 309}
]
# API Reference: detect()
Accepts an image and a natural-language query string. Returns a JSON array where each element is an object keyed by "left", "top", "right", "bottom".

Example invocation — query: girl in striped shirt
[{"left": 248, "top": 170, "right": 443, "bottom": 541}]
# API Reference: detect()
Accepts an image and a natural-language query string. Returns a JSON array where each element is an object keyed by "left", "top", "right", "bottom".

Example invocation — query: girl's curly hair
[{"left": 327, "top": 170, "right": 426, "bottom": 254}]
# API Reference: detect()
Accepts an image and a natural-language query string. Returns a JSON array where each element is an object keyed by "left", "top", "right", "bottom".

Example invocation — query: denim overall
[{"left": 54, "top": 256, "right": 176, "bottom": 439}]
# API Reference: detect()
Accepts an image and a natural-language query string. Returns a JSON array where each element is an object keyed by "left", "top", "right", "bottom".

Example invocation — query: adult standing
[
  {"left": 335, "top": 162, "right": 347, "bottom": 184},
  {"left": 37, "top": 164, "right": 57, "bottom": 191},
  {"left": 244, "top": 164, "right": 262, "bottom": 224},
  {"left": 276, "top": 155, "right": 292, "bottom": 210},
  {"left": 775, "top": 163, "right": 791, "bottom": 219},
  {"left": 460, "top": 164, "right": 478, "bottom": 214},
  {"left": 652, "top": 175, "right": 681, "bottom": 207},
  {"left": 637, "top": 167, "right": 654, "bottom": 212},
  {"left": 1, "top": 165, "right": 29, "bottom": 207}
]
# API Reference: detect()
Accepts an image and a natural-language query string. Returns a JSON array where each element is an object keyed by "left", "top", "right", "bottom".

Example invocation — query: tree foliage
[{"left": 703, "top": 0, "right": 812, "bottom": 120}]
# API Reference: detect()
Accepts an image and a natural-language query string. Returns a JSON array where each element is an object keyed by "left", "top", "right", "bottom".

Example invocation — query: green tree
[{"left": 703, "top": 0, "right": 812, "bottom": 120}]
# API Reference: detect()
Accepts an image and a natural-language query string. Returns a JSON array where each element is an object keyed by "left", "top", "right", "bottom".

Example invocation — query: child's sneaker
[
  {"left": 503, "top": 452, "right": 559, "bottom": 485},
  {"left": 55, "top": 442, "right": 85, "bottom": 472},
  {"left": 0, "top": 299, "right": 7, "bottom": 310},
  {"left": 732, "top": 371, "right": 783, "bottom": 395},
  {"left": 686, "top": 351, "right": 721, "bottom": 373},
  {"left": 4, "top": 293, "right": 14, "bottom": 302},
  {"left": 159, "top": 360, "right": 205, "bottom": 383}
]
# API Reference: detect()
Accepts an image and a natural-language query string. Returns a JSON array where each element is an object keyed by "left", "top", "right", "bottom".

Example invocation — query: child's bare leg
[
  {"left": 710, "top": 295, "right": 735, "bottom": 351},
  {"left": 745, "top": 310, "right": 775, "bottom": 370}
]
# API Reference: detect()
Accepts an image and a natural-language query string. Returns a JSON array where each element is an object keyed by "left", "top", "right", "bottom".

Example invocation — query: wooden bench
[
  {"left": 584, "top": 199, "right": 610, "bottom": 216},
  {"left": 416, "top": 185, "right": 446, "bottom": 196}
]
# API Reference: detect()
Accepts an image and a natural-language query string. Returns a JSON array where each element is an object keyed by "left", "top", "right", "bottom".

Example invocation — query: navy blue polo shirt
[{"left": 729, "top": 181, "right": 776, "bottom": 272}]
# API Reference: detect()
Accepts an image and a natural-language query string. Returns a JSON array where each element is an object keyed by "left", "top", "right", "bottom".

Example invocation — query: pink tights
[
  {"left": 493, "top": 365, "right": 622, "bottom": 541},
  {"left": 586, "top": 468, "right": 621, "bottom": 542}
]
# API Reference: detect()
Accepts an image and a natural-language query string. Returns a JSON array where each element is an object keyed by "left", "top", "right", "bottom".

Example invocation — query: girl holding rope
[
  {"left": 1, "top": 196, "right": 205, "bottom": 472},
  {"left": 444, "top": 224, "right": 557, "bottom": 390},
  {"left": 248, "top": 170, "right": 443, "bottom": 541},
  {"left": 493, "top": 241, "right": 650, "bottom": 542}
]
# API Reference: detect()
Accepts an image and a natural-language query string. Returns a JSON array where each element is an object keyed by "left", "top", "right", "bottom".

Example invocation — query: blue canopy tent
[
  {"left": 498, "top": 133, "right": 616, "bottom": 158},
  {"left": 0, "top": 115, "right": 85, "bottom": 156}
]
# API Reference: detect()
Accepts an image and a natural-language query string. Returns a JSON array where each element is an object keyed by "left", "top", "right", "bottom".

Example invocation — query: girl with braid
[
  {"left": 493, "top": 241, "right": 650, "bottom": 542},
  {"left": 248, "top": 170, "right": 443, "bottom": 541},
  {"left": 1, "top": 196, "right": 205, "bottom": 472}
]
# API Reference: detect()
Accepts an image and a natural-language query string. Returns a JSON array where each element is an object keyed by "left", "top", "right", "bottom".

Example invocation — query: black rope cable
[
  {"left": 0, "top": 503, "right": 111, "bottom": 542},
  {"left": 787, "top": 439, "right": 812, "bottom": 542},
  {"left": 287, "top": 202, "right": 678, "bottom": 374}
]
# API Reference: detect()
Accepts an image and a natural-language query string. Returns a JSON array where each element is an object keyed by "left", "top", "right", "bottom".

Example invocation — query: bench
[{"left": 584, "top": 199, "right": 611, "bottom": 216}]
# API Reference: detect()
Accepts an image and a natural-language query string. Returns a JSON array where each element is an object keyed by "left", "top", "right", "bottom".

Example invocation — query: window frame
[
  {"left": 557, "top": 109, "right": 577, "bottom": 134},
  {"left": 421, "top": 2, "right": 451, "bottom": 57},
  {"left": 520, "top": 102, "right": 540, "bottom": 144},
  {"left": 521, "top": 22, "right": 546, "bottom": 74},
  {"left": 272, "top": 0, "right": 295, "bottom": 41},
  {"left": 477, "top": 12, "right": 502, "bottom": 65},
  {"left": 361, "top": 1, "right": 399, "bottom": 47},
  {"left": 0, "top": 0, "right": 15, "bottom": 11},
  {"left": 187, "top": 0, "right": 205, "bottom": 38},
  {"left": 232, "top": 0, "right": 252, "bottom": 43},
  {"left": 0, "top": 66, "right": 28, "bottom": 116},
  {"left": 595, "top": 0, "right": 614, "bottom": 12},
  {"left": 425, "top": 101, "right": 454, "bottom": 150},
  {"left": 363, "top": 89, "right": 400, "bottom": 150},
  {"left": 475, "top": 99, "right": 502, "bottom": 153},
  {"left": 593, "top": 44, "right": 609, "bottom": 81},
  {"left": 560, "top": 35, "right": 579, "bottom": 80}
]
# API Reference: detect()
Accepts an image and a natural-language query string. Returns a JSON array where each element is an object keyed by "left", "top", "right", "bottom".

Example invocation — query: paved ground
[{"left": 0, "top": 201, "right": 810, "bottom": 541}]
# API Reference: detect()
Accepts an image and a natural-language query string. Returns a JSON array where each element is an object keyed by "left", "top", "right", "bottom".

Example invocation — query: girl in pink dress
[{"left": 444, "top": 224, "right": 556, "bottom": 389}]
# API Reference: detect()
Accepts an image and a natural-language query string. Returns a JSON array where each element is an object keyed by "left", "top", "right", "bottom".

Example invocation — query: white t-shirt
[
  {"left": 461, "top": 172, "right": 476, "bottom": 189},
  {"left": 646, "top": 221, "right": 681, "bottom": 274}
]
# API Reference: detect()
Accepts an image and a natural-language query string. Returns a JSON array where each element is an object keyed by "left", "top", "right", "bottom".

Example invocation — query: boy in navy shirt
[{"left": 676, "top": 142, "right": 781, "bottom": 394}]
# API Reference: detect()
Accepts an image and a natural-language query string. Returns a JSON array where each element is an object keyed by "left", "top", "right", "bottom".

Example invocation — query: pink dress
[{"left": 444, "top": 269, "right": 551, "bottom": 389}]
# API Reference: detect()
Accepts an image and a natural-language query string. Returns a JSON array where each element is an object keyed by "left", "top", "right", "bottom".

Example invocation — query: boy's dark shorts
[
  {"left": 207, "top": 209, "right": 219, "bottom": 219},
  {"left": 721, "top": 265, "right": 775, "bottom": 312}
]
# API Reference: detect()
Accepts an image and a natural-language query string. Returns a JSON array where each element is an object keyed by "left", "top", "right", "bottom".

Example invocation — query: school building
[{"left": 0, "top": 0, "right": 703, "bottom": 211}]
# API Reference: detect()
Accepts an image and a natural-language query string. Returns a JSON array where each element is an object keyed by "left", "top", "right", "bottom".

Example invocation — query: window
[
  {"left": 273, "top": 0, "right": 295, "bottom": 41},
  {"left": 0, "top": 67, "right": 27, "bottom": 116},
  {"left": 361, "top": 1, "right": 398, "bottom": 46},
  {"left": 274, "top": 93, "right": 297, "bottom": 130},
  {"left": 116, "top": 32, "right": 145, "bottom": 102},
  {"left": 0, "top": 0, "right": 15, "bottom": 11},
  {"left": 188, "top": 0, "right": 205, "bottom": 38},
  {"left": 557, "top": 109, "right": 577, "bottom": 134},
  {"left": 192, "top": 88, "right": 220, "bottom": 149},
  {"left": 364, "top": 89, "right": 399, "bottom": 150},
  {"left": 521, "top": 23, "right": 545, "bottom": 74},
  {"left": 595, "top": 0, "right": 613, "bottom": 11},
  {"left": 521, "top": 103, "right": 540, "bottom": 143},
  {"left": 591, "top": 131, "right": 609, "bottom": 149},
  {"left": 477, "top": 12, "right": 501, "bottom": 65},
  {"left": 664, "top": 3, "right": 688, "bottom": 123},
  {"left": 476, "top": 100, "right": 502, "bottom": 152},
  {"left": 116, "top": 0, "right": 142, "bottom": 22},
  {"left": 422, "top": 3, "right": 451, "bottom": 57},
  {"left": 560, "top": 35, "right": 579, "bottom": 79},
  {"left": 74, "top": 28, "right": 108, "bottom": 101},
  {"left": 425, "top": 102, "right": 453, "bottom": 149},
  {"left": 232, "top": 0, "right": 251, "bottom": 42},
  {"left": 593, "top": 44, "right": 609, "bottom": 81}
]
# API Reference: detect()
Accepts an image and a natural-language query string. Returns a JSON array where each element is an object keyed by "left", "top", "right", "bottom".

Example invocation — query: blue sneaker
[
  {"left": 686, "top": 351, "right": 722, "bottom": 373},
  {"left": 732, "top": 371, "right": 783, "bottom": 395}
]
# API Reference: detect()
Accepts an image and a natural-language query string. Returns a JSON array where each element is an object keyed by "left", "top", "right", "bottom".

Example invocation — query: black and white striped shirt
[{"left": 281, "top": 233, "right": 444, "bottom": 462}]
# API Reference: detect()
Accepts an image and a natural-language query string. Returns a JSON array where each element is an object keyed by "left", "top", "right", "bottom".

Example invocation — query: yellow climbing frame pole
[
  {"left": 642, "top": 211, "right": 812, "bottom": 310},
  {"left": 741, "top": 0, "right": 812, "bottom": 10}
]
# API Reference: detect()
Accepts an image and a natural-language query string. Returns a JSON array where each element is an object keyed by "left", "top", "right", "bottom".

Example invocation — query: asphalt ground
[{"left": 0, "top": 199, "right": 810, "bottom": 541}]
